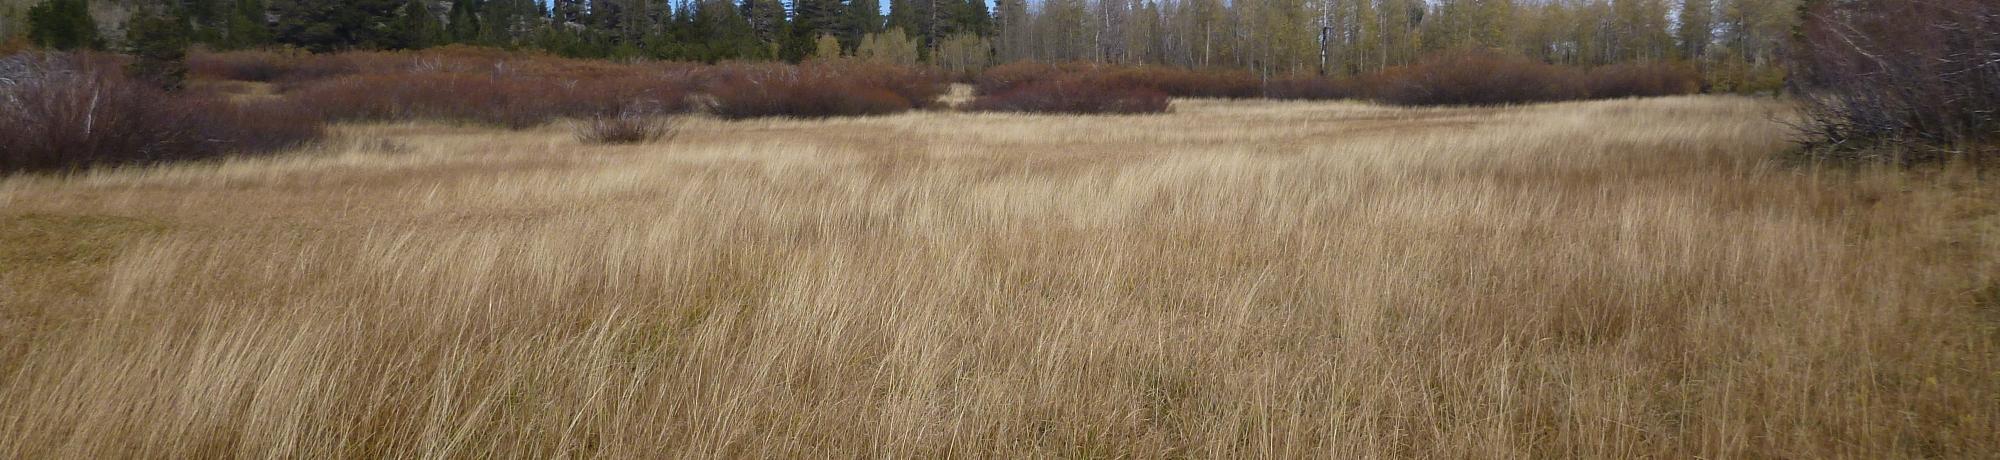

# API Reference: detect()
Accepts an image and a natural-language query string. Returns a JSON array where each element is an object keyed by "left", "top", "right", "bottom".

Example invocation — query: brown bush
[
  {"left": 576, "top": 110, "right": 681, "bottom": 145},
  {"left": 974, "top": 63, "right": 1260, "bottom": 99},
  {"left": 972, "top": 61, "right": 1091, "bottom": 96},
  {"left": 290, "top": 72, "right": 693, "bottom": 129},
  {"left": 1364, "top": 50, "right": 1586, "bottom": 106},
  {"left": 966, "top": 75, "right": 1171, "bottom": 114},
  {"left": 190, "top": 47, "right": 675, "bottom": 89},
  {"left": 188, "top": 49, "right": 309, "bottom": 82},
  {"left": 0, "top": 36, "right": 32, "bottom": 56},
  {"left": 1263, "top": 76, "right": 1359, "bottom": 100},
  {"left": 704, "top": 62, "right": 940, "bottom": 119},
  {"left": 197, "top": 99, "right": 329, "bottom": 154},
  {"left": 0, "top": 53, "right": 323, "bottom": 174},
  {"left": 1101, "top": 67, "right": 1263, "bottom": 99},
  {"left": 824, "top": 61, "right": 949, "bottom": 109},
  {"left": 1793, "top": 0, "right": 1998, "bottom": 163},
  {"left": 1584, "top": 62, "right": 1701, "bottom": 99}
]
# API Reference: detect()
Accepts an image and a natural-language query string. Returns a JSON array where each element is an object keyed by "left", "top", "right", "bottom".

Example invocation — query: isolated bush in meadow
[
  {"left": 576, "top": 108, "right": 681, "bottom": 145},
  {"left": 966, "top": 75, "right": 1171, "bottom": 114},
  {"left": 0, "top": 53, "right": 324, "bottom": 174},
  {"left": 704, "top": 62, "right": 942, "bottom": 119},
  {"left": 1365, "top": 50, "right": 1586, "bottom": 106},
  {"left": 1584, "top": 62, "right": 1701, "bottom": 99}
]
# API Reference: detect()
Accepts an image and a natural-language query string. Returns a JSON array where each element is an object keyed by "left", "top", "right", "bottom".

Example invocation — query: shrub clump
[
  {"left": 973, "top": 62, "right": 1260, "bottom": 99},
  {"left": 1100, "top": 67, "right": 1262, "bottom": 98},
  {"left": 1364, "top": 50, "right": 1587, "bottom": 106},
  {"left": 188, "top": 49, "right": 311, "bottom": 82},
  {"left": 704, "top": 61, "right": 945, "bottom": 119},
  {"left": 967, "top": 75, "right": 1171, "bottom": 114},
  {"left": 576, "top": 108, "right": 681, "bottom": 145},
  {"left": 1584, "top": 62, "right": 1700, "bottom": 99},
  {"left": 1792, "top": 0, "right": 1998, "bottom": 163},
  {"left": 0, "top": 53, "right": 324, "bottom": 175},
  {"left": 289, "top": 72, "right": 693, "bottom": 129},
  {"left": 971, "top": 61, "right": 1072, "bottom": 96},
  {"left": 1263, "top": 76, "right": 1358, "bottom": 100}
]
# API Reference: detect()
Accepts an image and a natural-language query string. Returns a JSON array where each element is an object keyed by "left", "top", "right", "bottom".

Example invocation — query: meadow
[{"left": 2, "top": 94, "right": 1997, "bottom": 457}]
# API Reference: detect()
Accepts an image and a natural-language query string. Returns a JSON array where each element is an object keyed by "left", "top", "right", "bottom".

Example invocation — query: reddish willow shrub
[
  {"left": 1361, "top": 51, "right": 1703, "bottom": 106},
  {"left": 189, "top": 50, "right": 308, "bottom": 82},
  {"left": 822, "top": 61, "right": 951, "bottom": 109},
  {"left": 289, "top": 72, "right": 694, "bottom": 128},
  {"left": 972, "top": 61, "right": 1096, "bottom": 96},
  {"left": 1, "top": 53, "right": 324, "bottom": 174},
  {"left": 975, "top": 55, "right": 1696, "bottom": 107},
  {"left": 191, "top": 46, "right": 689, "bottom": 86},
  {"left": 974, "top": 62, "right": 1260, "bottom": 99},
  {"left": 967, "top": 76, "right": 1171, "bottom": 114},
  {"left": 1099, "top": 67, "right": 1263, "bottom": 98},
  {"left": 1263, "top": 76, "right": 1359, "bottom": 100},
  {"left": 1584, "top": 62, "right": 1701, "bottom": 99},
  {"left": 1364, "top": 51, "right": 1588, "bottom": 106},
  {"left": 209, "top": 49, "right": 934, "bottom": 123},
  {"left": 704, "top": 61, "right": 946, "bottom": 119}
]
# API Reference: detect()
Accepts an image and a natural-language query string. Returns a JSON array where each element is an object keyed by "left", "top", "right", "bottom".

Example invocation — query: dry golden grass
[{"left": 2, "top": 96, "right": 1997, "bottom": 457}]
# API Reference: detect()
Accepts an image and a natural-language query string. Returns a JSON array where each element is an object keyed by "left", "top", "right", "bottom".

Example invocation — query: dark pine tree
[
  {"left": 838, "top": 0, "right": 881, "bottom": 51},
  {"left": 780, "top": 0, "right": 841, "bottom": 60},
  {"left": 949, "top": 0, "right": 988, "bottom": 37},
  {"left": 222, "top": 0, "right": 273, "bottom": 49},
  {"left": 26, "top": 0, "right": 101, "bottom": 50},
  {"left": 271, "top": 0, "right": 404, "bottom": 51},
  {"left": 738, "top": 0, "right": 784, "bottom": 47},
  {"left": 390, "top": 0, "right": 445, "bottom": 49},
  {"left": 125, "top": 6, "right": 191, "bottom": 91},
  {"left": 180, "top": 0, "right": 227, "bottom": 45},
  {"left": 690, "top": 0, "right": 766, "bottom": 61},
  {"left": 446, "top": 0, "right": 482, "bottom": 44}
]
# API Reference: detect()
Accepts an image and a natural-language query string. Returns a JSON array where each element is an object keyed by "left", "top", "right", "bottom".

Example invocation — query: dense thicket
[
  {"left": 0, "top": 53, "right": 323, "bottom": 174},
  {"left": 1791, "top": 0, "right": 1998, "bottom": 164},
  {"left": 967, "top": 75, "right": 1172, "bottom": 114},
  {"left": 185, "top": 48, "right": 945, "bottom": 123},
  {"left": 968, "top": 53, "right": 1700, "bottom": 108}
]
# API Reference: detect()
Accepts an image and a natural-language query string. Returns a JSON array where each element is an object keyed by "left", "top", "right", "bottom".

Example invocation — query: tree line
[{"left": 5, "top": 0, "right": 1794, "bottom": 87}]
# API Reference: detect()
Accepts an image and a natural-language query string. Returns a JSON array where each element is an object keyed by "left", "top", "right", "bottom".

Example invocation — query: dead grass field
[{"left": 2, "top": 96, "right": 1997, "bottom": 457}]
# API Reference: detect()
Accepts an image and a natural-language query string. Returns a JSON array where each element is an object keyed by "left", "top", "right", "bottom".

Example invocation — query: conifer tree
[
  {"left": 26, "top": 0, "right": 100, "bottom": 50},
  {"left": 839, "top": 0, "right": 881, "bottom": 51},
  {"left": 392, "top": 0, "right": 445, "bottom": 49},
  {"left": 781, "top": 0, "right": 842, "bottom": 61},
  {"left": 271, "top": 0, "right": 403, "bottom": 51},
  {"left": 125, "top": 7, "right": 191, "bottom": 91},
  {"left": 447, "top": 0, "right": 482, "bottom": 44},
  {"left": 222, "top": 0, "right": 272, "bottom": 49}
]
